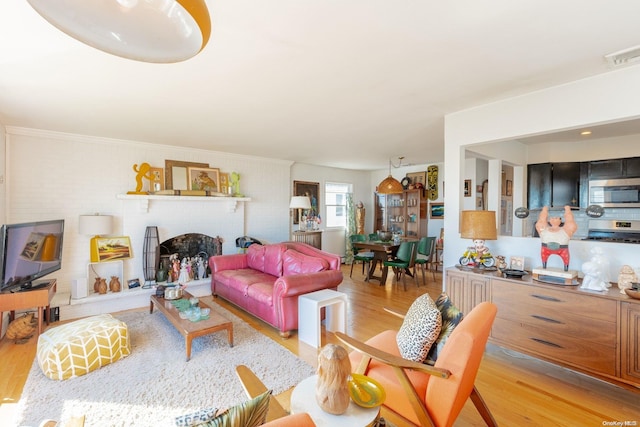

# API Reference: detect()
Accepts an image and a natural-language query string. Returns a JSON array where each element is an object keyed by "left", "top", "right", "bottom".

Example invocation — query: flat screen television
[{"left": 0, "top": 219, "right": 64, "bottom": 293}]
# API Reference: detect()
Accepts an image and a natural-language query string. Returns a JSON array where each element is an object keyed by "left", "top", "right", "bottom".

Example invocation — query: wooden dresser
[{"left": 445, "top": 267, "right": 640, "bottom": 390}]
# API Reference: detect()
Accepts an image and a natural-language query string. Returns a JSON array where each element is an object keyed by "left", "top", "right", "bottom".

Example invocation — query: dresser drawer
[
  {"left": 492, "top": 279, "right": 617, "bottom": 323},
  {"left": 492, "top": 317, "right": 616, "bottom": 375}
]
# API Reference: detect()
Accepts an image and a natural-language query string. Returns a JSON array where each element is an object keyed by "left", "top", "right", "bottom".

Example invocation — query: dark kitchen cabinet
[
  {"left": 589, "top": 157, "right": 640, "bottom": 179},
  {"left": 528, "top": 162, "right": 581, "bottom": 209}
]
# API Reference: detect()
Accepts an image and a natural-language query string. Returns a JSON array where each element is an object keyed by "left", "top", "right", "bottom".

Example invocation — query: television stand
[{"left": 0, "top": 279, "right": 56, "bottom": 337}]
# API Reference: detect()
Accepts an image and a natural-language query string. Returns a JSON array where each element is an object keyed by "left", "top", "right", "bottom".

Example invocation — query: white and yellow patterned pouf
[{"left": 37, "top": 314, "right": 130, "bottom": 380}]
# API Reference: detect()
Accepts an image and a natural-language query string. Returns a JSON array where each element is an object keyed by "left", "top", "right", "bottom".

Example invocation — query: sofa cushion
[
  {"left": 197, "top": 389, "right": 271, "bottom": 427},
  {"left": 426, "top": 293, "right": 464, "bottom": 364},
  {"left": 282, "top": 249, "right": 330, "bottom": 276},
  {"left": 246, "top": 244, "right": 265, "bottom": 272},
  {"left": 396, "top": 293, "right": 442, "bottom": 363},
  {"left": 215, "top": 269, "right": 276, "bottom": 295},
  {"left": 263, "top": 244, "right": 286, "bottom": 277}
]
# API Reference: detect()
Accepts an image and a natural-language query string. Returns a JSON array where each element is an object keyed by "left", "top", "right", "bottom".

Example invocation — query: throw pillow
[
  {"left": 396, "top": 293, "right": 442, "bottom": 363},
  {"left": 196, "top": 390, "right": 271, "bottom": 427},
  {"left": 426, "top": 293, "right": 464, "bottom": 364},
  {"left": 282, "top": 249, "right": 329, "bottom": 276},
  {"left": 175, "top": 407, "right": 218, "bottom": 426}
]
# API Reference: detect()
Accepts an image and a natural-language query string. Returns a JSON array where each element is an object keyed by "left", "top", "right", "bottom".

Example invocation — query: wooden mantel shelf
[{"left": 117, "top": 194, "right": 251, "bottom": 213}]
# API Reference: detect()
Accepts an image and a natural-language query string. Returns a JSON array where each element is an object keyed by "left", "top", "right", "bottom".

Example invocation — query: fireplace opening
[{"left": 157, "top": 233, "right": 223, "bottom": 282}]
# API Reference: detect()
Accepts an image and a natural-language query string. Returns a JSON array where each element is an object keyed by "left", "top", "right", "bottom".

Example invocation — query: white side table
[
  {"left": 291, "top": 375, "right": 380, "bottom": 426},
  {"left": 298, "top": 289, "right": 347, "bottom": 348}
]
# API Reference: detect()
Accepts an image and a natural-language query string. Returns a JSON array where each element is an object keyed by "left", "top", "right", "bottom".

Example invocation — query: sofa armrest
[
  {"left": 210, "top": 254, "right": 248, "bottom": 272},
  {"left": 273, "top": 270, "right": 344, "bottom": 298}
]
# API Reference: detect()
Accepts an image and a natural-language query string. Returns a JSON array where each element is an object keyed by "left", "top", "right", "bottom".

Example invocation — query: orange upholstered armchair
[{"left": 335, "top": 301, "right": 498, "bottom": 427}]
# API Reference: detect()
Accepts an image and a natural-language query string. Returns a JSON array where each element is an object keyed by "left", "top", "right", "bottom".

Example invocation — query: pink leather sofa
[{"left": 210, "top": 242, "right": 343, "bottom": 337}]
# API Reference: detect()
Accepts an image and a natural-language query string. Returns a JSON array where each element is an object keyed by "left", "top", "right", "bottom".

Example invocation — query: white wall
[
  {"left": 5, "top": 128, "right": 293, "bottom": 295},
  {"left": 444, "top": 65, "right": 640, "bottom": 279}
]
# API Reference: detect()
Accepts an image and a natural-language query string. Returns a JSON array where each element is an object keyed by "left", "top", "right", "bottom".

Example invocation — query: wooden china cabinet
[{"left": 373, "top": 189, "right": 427, "bottom": 238}]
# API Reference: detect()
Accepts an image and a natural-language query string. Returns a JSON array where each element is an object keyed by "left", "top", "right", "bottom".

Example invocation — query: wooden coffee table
[{"left": 149, "top": 291, "right": 233, "bottom": 361}]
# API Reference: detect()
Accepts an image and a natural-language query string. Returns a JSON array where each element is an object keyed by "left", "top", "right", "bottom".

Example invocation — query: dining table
[{"left": 352, "top": 240, "right": 400, "bottom": 285}]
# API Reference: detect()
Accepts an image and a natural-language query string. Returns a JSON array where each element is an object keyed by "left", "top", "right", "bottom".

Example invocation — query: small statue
[
  {"left": 580, "top": 247, "right": 610, "bottom": 292},
  {"left": 459, "top": 238, "right": 495, "bottom": 268},
  {"left": 315, "top": 344, "right": 351, "bottom": 415},
  {"left": 495, "top": 255, "right": 508, "bottom": 272},
  {"left": 617, "top": 265, "right": 638, "bottom": 294},
  {"left": 6, "top": 312, "right": 37, "bottom": 343},
  {"left": 178, "top": 258, "right": 190, "bottom": 284},
  {"left": 535, "top": 206, "right": 577, "bottom": 271},
  {"left": 230, "top": 172, "right": 243, "bottom": 197},
  {"left": 94, "top": 277, "right": 102, "bottom": 293},
  {"left": 109, "top": 276, "right": 121, "bottom": 293},
  {"left": 127, "top": 162, "right": 155, "bottom": 195},
  {"left": 356, "top": 201, "right": 365, "bottom": 235}
]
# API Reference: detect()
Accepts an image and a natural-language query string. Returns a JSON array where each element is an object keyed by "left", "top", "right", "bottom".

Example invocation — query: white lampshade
[
  {"left": 79, "top": 214, "right": 113, "bottom": 236},
  {"left": 289, "top": 196, "right": 311, "bottom": 210},
  {"left": 27, "top": 0, "right": 211, "bottom": 63}
]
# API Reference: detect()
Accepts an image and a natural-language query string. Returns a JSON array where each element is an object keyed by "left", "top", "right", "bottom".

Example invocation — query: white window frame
[{"left": 325, "top": 182, "right": 351, "bottom": 229}]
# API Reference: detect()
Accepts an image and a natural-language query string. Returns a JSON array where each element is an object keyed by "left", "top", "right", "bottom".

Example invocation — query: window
[{"left": 325, "top": 182, "right": 350, "bottom": 228}]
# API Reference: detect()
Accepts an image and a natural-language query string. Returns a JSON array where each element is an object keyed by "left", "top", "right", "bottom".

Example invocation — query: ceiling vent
[{"left": 604, "top": 45, "right": 640, "bottom": 67}]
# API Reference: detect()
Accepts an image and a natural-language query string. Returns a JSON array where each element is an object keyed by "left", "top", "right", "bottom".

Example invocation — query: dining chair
[
  {"left": 414, "top": 236, "right": 436, "bottom": 285},
  {"left": 383, "top": 240, "right": 418, "bottom": 290},
  {"left": 349, "top": 234, "right": 374, "bottom": 279},
  {"left": 368, "top": 232, "right": 378, "bottom": 241},
  {"left": 335, "top": 301, "right": 498, "bottom": 427}
]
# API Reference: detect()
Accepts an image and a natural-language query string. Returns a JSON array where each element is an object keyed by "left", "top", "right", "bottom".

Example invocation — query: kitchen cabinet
[
  {"left": 445, "top": 267, "right": 640, "bottom": 390},
  {"left": 527, "top": 162, "right": 581, "bottom": 209},
  {"left": 621, "top": 302, "right": 640, "bottom": 383},
  {"left": 373, "top": 189, "right": 427, "bottom": 238},
  {"left": 589, "top": 157, "right": 640, "bottom": 179}
]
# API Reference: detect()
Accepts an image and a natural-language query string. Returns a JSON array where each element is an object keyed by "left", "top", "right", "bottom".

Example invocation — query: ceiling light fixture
[
  {"left": 27, "top": 0, "right": 211, "bottom": 63},
  {"left": 377, "top": 157, "right": 406, "bottom": 194},
  {"left": 580, "top": 130, "right": 592, "bottom": 136},
  {"left": 604, "top": 45, "right": 640, "bottom": 67}
]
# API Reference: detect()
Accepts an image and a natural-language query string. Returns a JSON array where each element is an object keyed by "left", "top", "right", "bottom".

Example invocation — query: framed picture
[
  {"left": 510, "top": 256, "right": 525, "bottom": 270},
  {"left": 149, "top": 167, "right": 164, "bottom": 192},
  {"left": 188, "top": 167, "right": 221, "bottom": 192},
  {"left": 293, "top": 180, "right": 319, "bottom": 224},
  {"left": 127, "top": 278, "right": 141, "bottom": 289},
  {"left": 407, "top": 171, "right": 427, "bottom": 187},
  {"left": 429, "top": 202, "right": 444, "bottom": 219},
  {"left": 164, "top": 160, "right": 208, "bottom": 190},
  {"left": 219, "top": 172, "right": 230, "bottom": 195},
  {"left": 506, "top": 180, "right": 513, "bottom": 197},
  {"left": 464, "top": 179, "right": 472, "bottom": 197},
  {"left": 95, "top": 236, "right": 132, "bottom": 262},
  {"left": 20, "top": 232, "right": 46, "bottom": 261}
]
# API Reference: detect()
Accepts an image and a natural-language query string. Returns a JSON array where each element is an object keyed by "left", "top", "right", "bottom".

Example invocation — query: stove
[{"left": 584, "top": 219, "right": 640, "bottom": 244}]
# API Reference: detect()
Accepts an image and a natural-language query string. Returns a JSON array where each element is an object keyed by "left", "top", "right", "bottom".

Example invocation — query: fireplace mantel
[{"left": 117, "top": 194, "right": 251, "bottom": 213}]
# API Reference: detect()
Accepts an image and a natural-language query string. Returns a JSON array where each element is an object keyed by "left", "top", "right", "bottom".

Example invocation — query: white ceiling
[{"left": 1, "top": 1, "right": 640, "bottom": 170}]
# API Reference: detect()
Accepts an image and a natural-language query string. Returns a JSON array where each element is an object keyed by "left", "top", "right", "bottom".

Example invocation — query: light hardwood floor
[{"left": 1, "top": 265, "right": 639, "bottom": 426}]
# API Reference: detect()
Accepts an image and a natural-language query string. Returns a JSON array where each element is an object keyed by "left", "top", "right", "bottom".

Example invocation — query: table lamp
[
  {"left": 290, "top": 196, "right": 311, "bottom": 231},
  {"left": 459, "top": 210, "right": 497, "bottom": 267},
  {"left": 79, "top": 214, "right": 113, "bottom": 262}
]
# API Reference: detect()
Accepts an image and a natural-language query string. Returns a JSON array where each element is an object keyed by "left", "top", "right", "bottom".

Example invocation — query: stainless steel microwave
[{"left": 589, "top": 178, "right": 640, "bottom": 207}]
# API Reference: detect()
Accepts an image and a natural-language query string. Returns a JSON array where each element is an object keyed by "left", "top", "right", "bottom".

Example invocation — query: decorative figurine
[
  {"left": 495, "top": 255, "right": 508, "bottom": 272},
  {"left": 127, "top": 162, "right": 155, "bottom": 195},
  {"left": 459, "top": 238, "right": 495, "bottom": 268},
  {"left": 356, "top": 201, "right": 365, "bottom": 235},
  {"left": 229, "top": 172, "right": 243, "bottom": 197},
  {"left": 617, "top": 265, "right": 638, "bottom": 294},
  {"left": 535, "top": 206, "right": 577, "bottom": 271},
  {"left": 315, "top": 344, "right": 351, "bottom": 415},
  {"left": 580, "top": 247, "right": 611, "bottom": 292}
]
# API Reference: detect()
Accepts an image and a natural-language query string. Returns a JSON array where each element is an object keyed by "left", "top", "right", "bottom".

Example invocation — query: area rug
[{"left": 12, "top": 304, "right": 316, "bottom": 427}]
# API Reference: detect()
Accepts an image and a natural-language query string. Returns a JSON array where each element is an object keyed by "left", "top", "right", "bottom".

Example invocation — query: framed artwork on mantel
[{"left": 164, "top": 160, "right": 208, "bottom": 190}]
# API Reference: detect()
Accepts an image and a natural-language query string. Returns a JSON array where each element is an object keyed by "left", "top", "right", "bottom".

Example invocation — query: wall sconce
[
  {"left": 289, "top": 196, "right": 311, "bottom": 231},
  {"left": 459, "top": 210, "right": 497, "bottom": 268},
  {"left": 79, "top": 214, "right": 113, "bottom": 262}
]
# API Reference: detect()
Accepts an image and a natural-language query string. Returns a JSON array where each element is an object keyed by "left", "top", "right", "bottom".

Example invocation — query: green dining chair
[
  {"left": 349, "top": 234, "right": 374, "bottom": 279},
  {"left": 414, "top": 236, "right": 436, "bottom": 285},
  {"left": 383, "top": 240, "right": 418, "bottom": 290}
]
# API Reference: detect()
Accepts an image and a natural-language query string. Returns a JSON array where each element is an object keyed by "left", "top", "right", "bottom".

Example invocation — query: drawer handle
[
  {"left": 530, "top": 294, "right": 563, "bottom": 303},
  {"left": 531, "top": 314, "right": 563, "bottom": 324},
  {"left": 530, "top": 337, "right": 563, "bottom": 348}
]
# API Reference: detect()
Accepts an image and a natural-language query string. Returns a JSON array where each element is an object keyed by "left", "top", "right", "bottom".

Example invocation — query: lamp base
[{"left": 89, "top": 235, "right": 101, "bottom": 263}]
